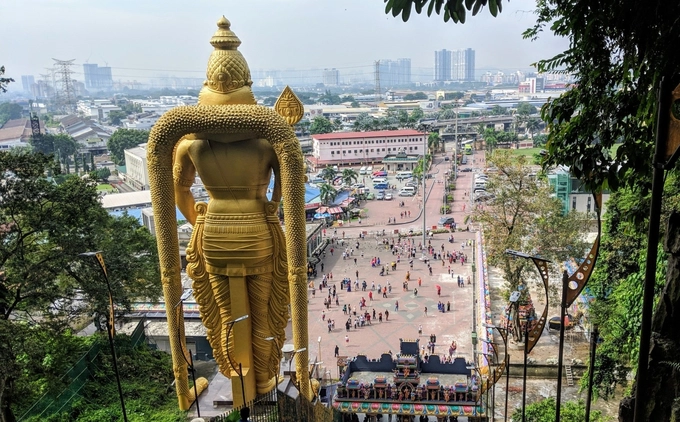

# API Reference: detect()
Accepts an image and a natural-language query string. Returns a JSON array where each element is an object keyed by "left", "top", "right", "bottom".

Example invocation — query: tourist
[
  {"left": 447, "top": 301, "right": 451, "bottom": 312},
  {"left": 345, "top": 335, "right": 349, "bottom": 344},
  {"left": 385, "top": 310, "right": 389, "bottom": 321},
  {"left": 418, "top": 324, "right": 422, "bottom": 335},
  {"left": 335, "top": 345, "right": 339, "bottom": 357},
  {"left": 395, "top": 300, "right": 399, "bottom": 311}
]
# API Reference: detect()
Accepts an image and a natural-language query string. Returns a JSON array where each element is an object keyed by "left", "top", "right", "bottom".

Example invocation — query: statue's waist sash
[{"left": 202, "top": 212, "right": 274, "bottom": 276}]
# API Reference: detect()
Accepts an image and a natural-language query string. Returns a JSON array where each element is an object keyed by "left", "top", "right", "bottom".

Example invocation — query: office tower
[
  {"left": 452, "top": 48, "right": 475, "bottom": 82},
  {"left": 434, "top": 50, "right": 451, "bottom": 82},
  {"left": 21, "top": 75, "right": 35, "bottom": 93},
  {"left": 83, "top": 63, "right": 114, "bottom": 90},
  {"left": 377, "top": 59, "right": 411, "bottom": 88},
  {"left": 323, "top": 68, "right": 339, "bottom": 86}
]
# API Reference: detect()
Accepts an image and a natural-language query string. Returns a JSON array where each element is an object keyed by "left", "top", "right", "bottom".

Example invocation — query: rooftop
[{"left": 312, "top": 129, "right": 424, "bottom": 140}]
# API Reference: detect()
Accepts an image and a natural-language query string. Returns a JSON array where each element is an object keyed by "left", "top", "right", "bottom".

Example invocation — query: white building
[
  {"left": 311, "top": 129, "right": 427, "bottom": 167},
  {"left": 77, "top": 99, "right": 121, "bottom": 120},
  {"left": 123, "top": 144, "right": 149, "bottom": 190}
]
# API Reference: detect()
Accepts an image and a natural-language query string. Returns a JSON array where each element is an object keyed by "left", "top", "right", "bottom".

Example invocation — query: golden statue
[{"left": 147, "top": 16, "right": 310, "bottom": 409}]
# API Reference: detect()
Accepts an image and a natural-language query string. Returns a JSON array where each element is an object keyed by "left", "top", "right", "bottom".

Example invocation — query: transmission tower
[
  {"left": 374, "top": 60, "right": 382, "bottom": 103},
  {"left": 52, "top": 59, "right": 77, "bottom": 114},
  {"left": 29, "top": 103, "right": 41, "bottom": 137}
]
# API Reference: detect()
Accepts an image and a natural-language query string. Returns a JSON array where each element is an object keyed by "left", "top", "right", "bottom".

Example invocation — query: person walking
[
  {"left": 418, "top": 324, "right": 422, "bottom": 336},
  {"left": 424, "top": 306, "right": 428, "bottom": 317},
  {"left": 395, "top": 300, "right": 399, "bottom": 311},
  {"left": 345, "top": 335, "right": 349, "bottom": 344},
  {"left": 335, "top": 344, "right": 339, "bottom": 357},
  {"left": 385, "top": 310, "right": 389, "bottom": 321}
]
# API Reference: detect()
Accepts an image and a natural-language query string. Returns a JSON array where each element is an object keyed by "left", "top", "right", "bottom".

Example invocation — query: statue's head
[{"left": 199, "top": 16, "right": 256, "bottom": 106}]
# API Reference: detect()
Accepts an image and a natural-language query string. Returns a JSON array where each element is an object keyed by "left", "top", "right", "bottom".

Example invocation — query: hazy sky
[{"left": 1, "top": 0, "right": 568, "bottom": 85}]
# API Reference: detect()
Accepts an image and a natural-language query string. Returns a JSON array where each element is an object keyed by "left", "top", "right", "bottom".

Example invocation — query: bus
[{"left": 464, "top": 144, "right": 473, "bottom": 155}]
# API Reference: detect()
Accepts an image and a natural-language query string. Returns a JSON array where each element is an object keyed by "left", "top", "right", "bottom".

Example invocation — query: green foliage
[
  {"left": 30, "top": 133, "right": 78, "bottom": 156},
  {"left": 108, "top": 110, "right": 128, "bottom": 125},
  {"left": 516, "top": 101, "right": 537, "bottom": 116},
  {"left": 0, "top": 66, "right": 14, "bottom": 94},
  {"left": 320, "top": 165, "right": 337, "bottom": 183},
  {"left": 21, "top": 335, "right": 184, "bottom": 422},
  {"left": 512, "top": 397, "right": 605, "bottom": 422},
  {"left": 583, "top": 176, "right": 680, "bottom": 399},
  {"left": 309, "top": 116, "right": 334, "bottom": 134},
  {"left": 341, "top": 168, "right": 359, "bottom": 186},
  {"left": 319, "top": 182, "right": 338, "bottom": 205},
  {"left": 107, "top": 129, "right": 149, "bottom": 166},
  {"left": 317, "top": 89, "right": 343, "bottom": 105},
  {"left": 526, "top": 0, "right": 680, "bottom": 193},
  {"left": 384, "top": 0, "right": 505, "bottom": 24},
  {"left": 0, "top": 101, "right": 23, "bottom": 126},
  {"left": 403, "top": 92, "right": 428, "bottom": 101},
  {"left": 0, "top": 150, "right": 161, "bottom": 420}
]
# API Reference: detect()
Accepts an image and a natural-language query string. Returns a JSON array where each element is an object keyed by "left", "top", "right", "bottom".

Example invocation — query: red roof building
[{"left": 310, "top": 129, "right": 427, "bottom": 167}]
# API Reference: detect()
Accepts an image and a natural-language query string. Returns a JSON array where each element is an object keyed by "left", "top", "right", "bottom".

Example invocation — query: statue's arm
[{"left": 173, "top": 139, "right": 198, "bottom": 225}]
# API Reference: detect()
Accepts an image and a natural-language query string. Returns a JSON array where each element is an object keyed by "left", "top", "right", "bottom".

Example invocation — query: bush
[{"left": 440, "top": 205, "right": 451, "bottom": 214}]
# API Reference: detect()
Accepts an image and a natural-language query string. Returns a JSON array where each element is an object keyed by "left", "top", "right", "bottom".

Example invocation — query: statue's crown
[{"left": 204, "top": 16, "right": 253, "bottom": 94}]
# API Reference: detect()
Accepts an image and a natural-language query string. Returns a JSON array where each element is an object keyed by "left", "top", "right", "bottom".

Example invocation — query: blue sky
[{"left": 1, "top": 0, "right": 568, "bottom": 83}]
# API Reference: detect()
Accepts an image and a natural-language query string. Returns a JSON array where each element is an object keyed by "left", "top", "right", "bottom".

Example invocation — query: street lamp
[
  {"left": 79, "top": 252, "right": 128, "bottom": 422},
  {"left": 476, "top": 351, "right": 496, "bottom": 420},
  {"left": 505, "top": 250, "right": 551, "bottom": 422},
  {"left": 318, "top": 336, "right": 322, "bottom": 365},
  {"left": 224, "top": 315, "right": 250, "bottom": 407},
  {"left": 309, "top": 361, "right": 324, "bottom": 400},
  {"left": 483, "top": 322, "right": 510, "bottom": 422},
  {"left": 288, "top": 347, "right": 308, "bottom": 375},
  {"left": 466, "top": 364, "right": 484, "bottom": 418},
  {"left": 173, "top": 288, "right": 201, "bottom": 418}
]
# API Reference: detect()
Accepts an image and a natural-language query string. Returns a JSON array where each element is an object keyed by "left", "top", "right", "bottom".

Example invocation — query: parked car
[
  {"left": 461, "top": 167, "right": 473, "bottom": 172},
  {"left": 351, "top": 183, "right": 365, "bottom": 189},
  {"left": 384, "top": 193, "right": 393, "bottom": 200},
  {"left": 372, "top": 170, "right": 387, "bottom": 177},
  {"left": 444, "top": 156, "right": 450, "bottom": 161},
  {"left": 438, "top": 217, "right": 456, "bottom": 227},
  {"left": 376, "top": 191, "right": 385, "bottom": 200}
]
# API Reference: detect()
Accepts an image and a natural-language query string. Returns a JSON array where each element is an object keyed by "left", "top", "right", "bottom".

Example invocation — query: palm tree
[
  {"left": 319, "top": 183, "right": 338, "bottom": 205},
  {"left": 428, "top": 132, "right": 441, "bottom": 154},
  {"left": 525, "top": 117, "right": 541, "bottom": 139},
  {"left": 320, "top": 166, "right": 337, "bottom": 183},
  {"left": 341, "top": 168, "right": 359, "bottom": 187}
]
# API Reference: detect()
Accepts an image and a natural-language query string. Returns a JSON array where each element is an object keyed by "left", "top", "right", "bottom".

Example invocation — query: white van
[
  {"left": 399, "top": 186, "right": 416, "bottom": 196},
  {"left": 396, "top": 171, "right": 413, "bottom": 180},
  {"left": 359, "top": 166, "right": 367, "bottom": 175},
  {"left": 372, "top": 177, "right": 387, "bottom": 185}
]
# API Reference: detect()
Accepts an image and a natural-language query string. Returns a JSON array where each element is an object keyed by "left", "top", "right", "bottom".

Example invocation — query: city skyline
[{"left": 1, "top": 0, "right": 568, "bottom": 90}]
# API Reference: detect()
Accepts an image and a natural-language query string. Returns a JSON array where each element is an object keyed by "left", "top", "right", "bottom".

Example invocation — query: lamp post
[
  {"left": 173, "top": 288, "right": 201, "bottom": 417},
  {"left": 288, "top": 347, "right": 308, "bottom": 376},
  {"left": 476, "top": 351, "right": 496, "bottom": 420},
  {"left": 318, "top": 336, "right": 322, "bottom": 366},
  {"left": 79, "top": 252, "right": 128, "bottom": 422},
  {"left": 482, "top": 321, "right": 511, "bottom": 422},
  {"left": 224, "top": 315, "right": 250, "bottom": 407},
  {"left": 505, "top": 250, "right": 551, "bottom": 422},
  {"left": 466, "top": 364, "right": 484, "bottom": 418},
  {"left": 309, "top": 361, "right": 324, "bottom": 401},
  {"left": 422, "top": 131, "right": 427, "bottom": 258}
]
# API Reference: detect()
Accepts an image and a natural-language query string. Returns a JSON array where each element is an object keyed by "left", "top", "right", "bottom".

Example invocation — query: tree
[
  {"left": 317, "top": 89, "right": 342, "bottom": 105},
  {"left": 107, "top": 110, "right": 128, "bottom": 126},
  {"left": 320, "top": 165, "right": 337, "bottom": 183},
  {"left": 428, "top": 132, "right": 441, "bottom": 154},
  {"left": 403, "top": 92, "right": 428, "bottom": 101},
  {"left": 513, "top": 398, "right": 605, "bottom": 422},
  {"left": 309, "top": 116, "right": 334, "bottom": 135},
  {"left": 516, "top": 101, "right": 537, "bottom": 117},
  {"left": 0, "top": 102, "right": 23, "bottom": 127},
  {"left": 0, "top": 66, "right": 13, "bottom": 94},
  {"left": 409, "top": 107, "right": 425, "bottom": 125},
  {"left": 319, "top": 183, "right": 338, "bottom": 205},
  {"left": 525, "top": 117, "right": 541, "bottom": 138},
  {"left": 0, "top": 150, "right": 161, "bottom": 421},
  {"left": 472, "top": 150, "right": 589, "bottom": 341},
  {"left": 107, "top": 129, "right": 149, "bottom": 166},
  {"left": 523, "top": 0, "right": 680, "bottom": 418},
  {"left": 341, "top": 168, "right": 358, "bottom": 187},
  {"left": 29, "top": 133, "right": 77, "bottom": 156},
  {"left": 490, "top": 105, "right": 507, "bottom": 115}
]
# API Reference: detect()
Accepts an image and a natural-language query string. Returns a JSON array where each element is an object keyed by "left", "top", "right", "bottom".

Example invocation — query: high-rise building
[
  {"left": 83, "top": 63, "right": 113, "bottom": 90},
  {"left": 434, "top": 50, "right": 451, "bottom": 82},
  {"left": 323, "top": 68, "right": 339, "bottom": 86},
  {"left": 378, "top": 59, "right": 412, "bottom": 87},
  {"left": 21, "top": 75, "right": 35, "bottom": 93},
  {"left": 451, "top": 48, "right": 475, "bottom": 82}
]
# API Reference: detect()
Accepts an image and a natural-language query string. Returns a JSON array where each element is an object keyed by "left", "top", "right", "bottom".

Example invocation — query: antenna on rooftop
[{"left": 374, "top": 60, "right": 382, "bottom": 103}]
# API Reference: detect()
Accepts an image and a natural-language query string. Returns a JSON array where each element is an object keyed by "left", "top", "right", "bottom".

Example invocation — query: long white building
[{"left": 310, "top": 129, "right": 427, "bottom": 167}]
